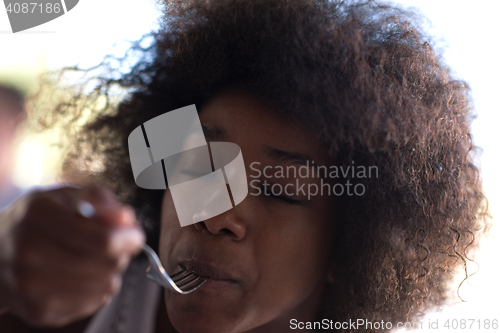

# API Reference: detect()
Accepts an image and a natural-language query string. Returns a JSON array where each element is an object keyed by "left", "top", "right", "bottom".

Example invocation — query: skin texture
[{"left": 159, "top": 87, "right": 336, "bottom": 333}]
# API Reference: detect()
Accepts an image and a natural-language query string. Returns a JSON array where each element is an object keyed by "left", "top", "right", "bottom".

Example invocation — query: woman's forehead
[{"left": 199, "top": 88, "right": 329, "bottom": 165}]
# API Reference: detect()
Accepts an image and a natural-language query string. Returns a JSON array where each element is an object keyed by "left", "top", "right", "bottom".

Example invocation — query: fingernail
[
  {"left": 120, "top": 206, "right": 137, "bottom": 226},
  {"left": 108, "top": 228, "right": 145, "bottom": 255}
]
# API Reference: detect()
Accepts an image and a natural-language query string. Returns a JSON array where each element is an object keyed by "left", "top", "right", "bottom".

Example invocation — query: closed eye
[{"left": 261, "top": 184, "right": 304, "bottom": 206}]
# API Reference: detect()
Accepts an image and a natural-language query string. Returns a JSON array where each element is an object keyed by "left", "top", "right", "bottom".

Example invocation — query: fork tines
[
  {"left": 170, "top": 270, "right": 208, "bottom": 293},
  {"left": 141, "top": 244, "right": 207, "bottom": 294}
]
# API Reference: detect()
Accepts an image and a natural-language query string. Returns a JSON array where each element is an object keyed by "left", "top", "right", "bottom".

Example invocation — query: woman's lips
[{"left": 179, "top": 259, "right": 239, "bottom": 290}]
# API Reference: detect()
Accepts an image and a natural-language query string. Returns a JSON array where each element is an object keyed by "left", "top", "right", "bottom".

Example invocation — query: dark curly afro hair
[{"left": 32, "top": 0, "right": 489, "bottom": 331}]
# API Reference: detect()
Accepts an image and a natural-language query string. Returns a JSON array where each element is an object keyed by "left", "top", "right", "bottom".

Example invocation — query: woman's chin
[
  {"left": 167, "top": 309, "right": 239, "bottom": 333},
  {"left": 169, "top": 317, "right": 234, "bottom": 333},
  {"left": 165, "top": 293, "right": 245, "bottom": 333}
]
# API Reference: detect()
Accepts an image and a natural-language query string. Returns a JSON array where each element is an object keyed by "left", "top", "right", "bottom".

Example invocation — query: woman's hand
[{"left": 0, "top": 186, "right": 145, "bottom": 327}]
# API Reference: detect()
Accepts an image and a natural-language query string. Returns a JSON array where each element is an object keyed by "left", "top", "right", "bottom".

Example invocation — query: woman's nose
[{"left": 193, "top": 210, "right": 246, "bottom": 241}]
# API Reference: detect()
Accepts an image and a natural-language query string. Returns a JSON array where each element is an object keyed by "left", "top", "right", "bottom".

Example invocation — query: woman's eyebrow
[
  {"left": 262, "top": 145, "right": 313, "bottom": 166},
  {"left": 202, "top": 125, "right": 226, "bottom": 140}
]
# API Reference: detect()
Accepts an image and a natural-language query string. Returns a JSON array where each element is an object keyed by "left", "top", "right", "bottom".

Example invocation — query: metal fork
[
  {"left": 74, "top": 200, "right": 207, "bottom": 294},
  {"left": 141, "top": 243, "right": 207, "bottom": 293}
]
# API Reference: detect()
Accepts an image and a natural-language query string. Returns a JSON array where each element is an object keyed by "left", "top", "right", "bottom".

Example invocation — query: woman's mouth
[{"left": 179, "top": 259, "right": 239, "bottom": 290}]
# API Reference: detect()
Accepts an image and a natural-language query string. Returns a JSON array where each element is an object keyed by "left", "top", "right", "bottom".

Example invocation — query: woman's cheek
[
  {"left": 161, "top": 191, "right": 181, "bottom": 230},
  {"left": 160, "top": 191, "right": 181, "bottom": 260}
]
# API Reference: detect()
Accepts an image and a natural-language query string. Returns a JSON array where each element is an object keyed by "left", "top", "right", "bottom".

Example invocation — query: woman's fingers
[
  {"left": 0, "top": 185, "right": 145, "bottom": 327},
  {"left": 44, "top": 185, "right": 137, "bottom": 228},
  {"left": 22, "top": 188, "right": 144, "bottom": 257},
  {"left": 13, "top": 227, "right": 132, "bottom": 276}
]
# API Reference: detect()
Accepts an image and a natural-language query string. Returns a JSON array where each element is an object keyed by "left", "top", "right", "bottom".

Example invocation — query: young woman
[{"left": 0, "top": 0, "right": 488, "bottom": 332}]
